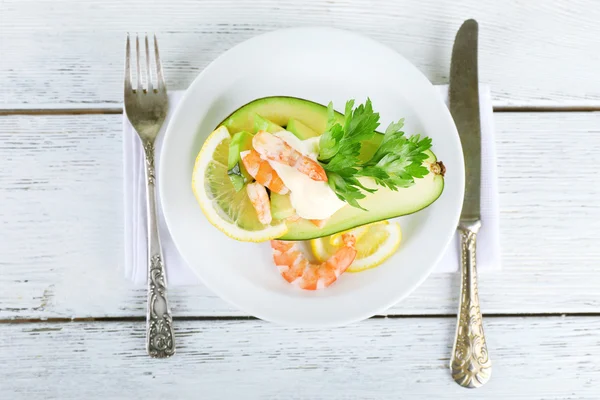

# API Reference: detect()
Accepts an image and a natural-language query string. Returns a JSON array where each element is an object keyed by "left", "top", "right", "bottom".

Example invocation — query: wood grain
[
  {"left": 1, "top": 0, "right": 600, "bottom": 108},
  {"left": 1, "top": 112, "right": 599, "bottom": 319},
  {"left": 1, "top": 317, "right": 599, "bottom": 399}
]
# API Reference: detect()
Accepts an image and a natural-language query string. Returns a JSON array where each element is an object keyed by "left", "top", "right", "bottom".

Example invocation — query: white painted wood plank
[
  {"left": 1, "top": 317, "right": 598, "bottom": 399},
  {"left": 1, "top": 112, "right": 600, "bottom": 319},
  {"left": 1, "top": 0, "right": 600, "bottom": 107}
]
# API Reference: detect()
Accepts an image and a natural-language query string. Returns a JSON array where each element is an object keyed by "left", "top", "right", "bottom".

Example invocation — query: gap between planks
[
  {"left": 2, "top": 105, "right": 600, "bottom": 116},
  {"left": 2, "top": 312, "right": 600, "bottom": 325}
]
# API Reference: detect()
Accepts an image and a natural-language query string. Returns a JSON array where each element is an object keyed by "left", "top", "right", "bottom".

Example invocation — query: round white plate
[{"left": 160, "top": 27, "right": 464, "bottom": 327}]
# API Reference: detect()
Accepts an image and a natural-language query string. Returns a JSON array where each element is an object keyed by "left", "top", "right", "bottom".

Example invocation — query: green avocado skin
[
  {"left": 219, "top": 96, "right": 445, "bottom": 240},
  {"left": 222, "top": 96, "right": 343, "bottom": 135}
]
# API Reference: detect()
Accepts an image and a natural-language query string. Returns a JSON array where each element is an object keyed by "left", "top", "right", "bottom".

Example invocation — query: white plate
[{"left": 160, "top": 27, "right": 464, "bottom": 327}]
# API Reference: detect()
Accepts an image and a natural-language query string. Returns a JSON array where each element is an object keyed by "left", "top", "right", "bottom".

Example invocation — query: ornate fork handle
[
  {"left": 143, "top": 142, "right": 175, "bottom": 358},
  {"left": 450, "top": 220, "right": 491, "bottom": 388}
]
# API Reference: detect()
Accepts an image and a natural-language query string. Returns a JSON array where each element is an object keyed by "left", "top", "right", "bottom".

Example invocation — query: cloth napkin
[{"left": 123, "top": 85, "right": 500, "bottom": 285}]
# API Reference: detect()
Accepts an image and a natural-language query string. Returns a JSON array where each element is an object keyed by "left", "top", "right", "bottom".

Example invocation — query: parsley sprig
[{"left": 318, "top": 99, "right": 432, "bottom": 209}]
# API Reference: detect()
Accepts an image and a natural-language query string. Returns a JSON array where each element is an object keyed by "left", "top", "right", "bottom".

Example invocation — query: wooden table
[{"left": 2, "top": 1, "right": 600, "bottom": 398}]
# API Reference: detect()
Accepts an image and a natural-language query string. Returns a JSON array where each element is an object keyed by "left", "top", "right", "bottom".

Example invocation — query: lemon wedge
[
  {"left": 310, "top": 221, "right": 401, "bottom": 272},
  {"left": 328, "top": 221, "right": 387, "bottom": 246},
  {"left": 192, "top": 126, "right": 288, "bottom": 242}
]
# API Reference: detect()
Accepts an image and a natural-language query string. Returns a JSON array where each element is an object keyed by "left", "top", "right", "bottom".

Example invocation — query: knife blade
[{"left": 449, "top": 18, "right": 481, "bottom": 223}]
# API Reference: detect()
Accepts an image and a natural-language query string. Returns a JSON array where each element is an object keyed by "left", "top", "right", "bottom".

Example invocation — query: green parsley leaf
[
  {"left": 385, "top": 118, "right": 404, "bottom": 135},
  {"left": 319, "top": 99, "right": 380, "bottom": 167},
  {"left": 326, "top": 171, "right": 375, "bottom": 210},
  {"left": 343, "top": 98, "right": 379, "bottom": 143},
  {"left": 318, "top": 102, "right": 344, "bottom": 161},
  {"left": 359, "top": 133, "right": 432, "bottom": 190},
  {"left": 317, "top": 100, "right": 433, "bottom": 209}
]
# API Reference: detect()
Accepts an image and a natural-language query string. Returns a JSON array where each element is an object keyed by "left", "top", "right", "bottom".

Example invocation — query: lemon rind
[{"left": 310, "top": 222, "right": 401, "bottom": 272}]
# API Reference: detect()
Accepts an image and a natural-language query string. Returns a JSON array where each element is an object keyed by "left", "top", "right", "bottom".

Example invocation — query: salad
[{"left": 192, "top": 97, "right": 445, "bottom": 290}]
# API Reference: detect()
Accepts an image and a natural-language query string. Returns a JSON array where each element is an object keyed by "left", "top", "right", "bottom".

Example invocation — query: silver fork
[{"left": 124, "top": 34, "right": 175, "bottom": 358}]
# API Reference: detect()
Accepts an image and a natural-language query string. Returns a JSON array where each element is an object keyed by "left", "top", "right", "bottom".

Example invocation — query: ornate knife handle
[
  {"left": 450, "top": 220, "right": 491, "bottom": 388},
  {"left": 144, "top": 142, "right": 175, "bottom": 358}
]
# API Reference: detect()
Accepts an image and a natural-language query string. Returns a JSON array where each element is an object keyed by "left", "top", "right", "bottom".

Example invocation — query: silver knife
[{"left": 448, "top": 19, "right": 492, "bottom": 388}]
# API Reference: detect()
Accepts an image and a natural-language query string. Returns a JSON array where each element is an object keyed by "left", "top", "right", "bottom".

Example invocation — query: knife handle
[{"left": 450, "top": 220, "right": 492, "bottom": 388}]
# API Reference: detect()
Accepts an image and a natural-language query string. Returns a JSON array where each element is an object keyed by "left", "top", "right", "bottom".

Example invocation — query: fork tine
[
  {"left": 136, "top": 35, "right": 142, "bottom": 92},
  {"left": 145, "top": 34, "right": 153, "bottom": 92},
  {"left": 124, "top": 34, "right": 132, "bottom": 91},
  {"left": 154, "top": 35, "right": 166, "bottom": 91}
]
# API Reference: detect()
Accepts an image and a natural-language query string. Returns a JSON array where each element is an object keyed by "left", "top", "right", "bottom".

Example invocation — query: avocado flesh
[
  {"left": 218, "top": 96, "right": 445, "bottom": 240},
  {"left": 253, "top": 113, "right": 284, "bottom": 134},
  {"left": 270, "top": 192, "right": 296, "bottom": 220},
  {"left": 227, "top": 131, "right": 254, "bottom": 191},
  {"left": 222, "top": 97, "right": 344, "bottom": 134},
  {"left": 286, "top": 118, "right": 320, "bottom": 139}
]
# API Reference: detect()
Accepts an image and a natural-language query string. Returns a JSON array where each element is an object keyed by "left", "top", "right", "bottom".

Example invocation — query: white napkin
[
  {"left": 434, "top": 84, "right": 501, "bottom": 272},
  {"left": 123, "top": 85, "right": 500, "bottom": 285}
]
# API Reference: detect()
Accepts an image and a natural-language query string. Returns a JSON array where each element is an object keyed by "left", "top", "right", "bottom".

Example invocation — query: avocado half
[{"left": 219, "top": 96, "right": 445, "bottom": 241}]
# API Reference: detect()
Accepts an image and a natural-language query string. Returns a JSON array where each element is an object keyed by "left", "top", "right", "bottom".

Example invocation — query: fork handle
[
  {"left": 450, "top": 220, "right": 491, "bottom": 388},
  {"left": 143, "top": 141, "right": 175, "bottom": 358}
]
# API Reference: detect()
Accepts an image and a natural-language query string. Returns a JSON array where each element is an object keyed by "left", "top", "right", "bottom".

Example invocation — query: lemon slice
[
  {"left": 310, "top": 221, "right": 401, "bottom": 272},
  {"left": 192, "top": 126, "right": 288, "bottom": 242},
  {"left": 328, "top": 221, "right": 386, "bottom": 246}
]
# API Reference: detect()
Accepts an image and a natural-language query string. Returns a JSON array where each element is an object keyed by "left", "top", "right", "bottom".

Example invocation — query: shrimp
[
  {"left": 246, "top": 182, "right": 272, "bottom": 225},
  {"left": 241, "top": 150, "right": 289, "bottom": 195},
  {"left": 270, "top": 234, "right": 357, "bottom": 290},
  {"left": 310, "top": 219, "right": 327, "bottom": 228},
  {"left": 253, "top": 130, "right": 328, "bottom": 182},
  {"left": 286, "top": 214, "right": 301, "bottom": 222}
]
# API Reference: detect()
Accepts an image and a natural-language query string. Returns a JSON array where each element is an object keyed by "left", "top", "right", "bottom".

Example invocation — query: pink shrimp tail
[
  {"left": 241, "top": 150, "right": 289, "bottom": 195},
  {"left": 246, "top": 182, "right": 272, "bottom": 225},
  {"left": 295, "top": 157, "right": 328, "bottom": 182},
  {"left": 270, "top": 234, "right": 357, "bottom": 290},
  {"left": 253, "top": 131, "right": 328, "bottom": 182}
]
